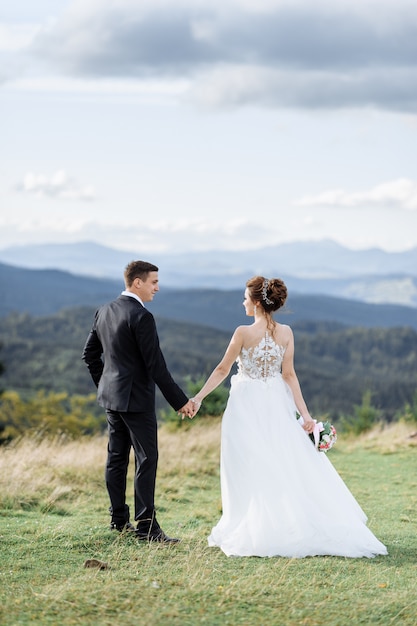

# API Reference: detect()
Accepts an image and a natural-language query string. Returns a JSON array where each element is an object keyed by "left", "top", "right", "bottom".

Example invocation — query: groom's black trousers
[{"left": 105, "top": 409, "right": 158, "bottom": 525}]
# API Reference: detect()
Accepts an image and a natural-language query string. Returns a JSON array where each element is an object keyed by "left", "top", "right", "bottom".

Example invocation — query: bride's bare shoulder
[
  {"left": 273, "top": 323, "right": 293, "bottom": 344},
  {"left": 233, "top": 324, "right": 253, "bottom": 339},
  {"left": 278, "top": 323, "right": 293, "bottom": 335},
  {"left": 234, "top": 324, "right": 265, "bottom": 348}
]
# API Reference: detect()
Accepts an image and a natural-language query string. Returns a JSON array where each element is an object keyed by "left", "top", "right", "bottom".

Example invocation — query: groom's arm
[
  {"left": 82, "top": 326, "right": 104, "bottom": 387},
  {"left": 135, "top": 311, "right": 189, "bottom": 411}
]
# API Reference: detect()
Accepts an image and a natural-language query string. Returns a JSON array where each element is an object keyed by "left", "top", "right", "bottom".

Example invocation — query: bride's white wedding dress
[{"left": 208, "top": 333, "right": 388, "bottom": 558}]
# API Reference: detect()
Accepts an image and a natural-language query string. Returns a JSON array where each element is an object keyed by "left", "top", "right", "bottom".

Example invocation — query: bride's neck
[{"left": 253, "top": 312, "right": 275, "bottom": 332}]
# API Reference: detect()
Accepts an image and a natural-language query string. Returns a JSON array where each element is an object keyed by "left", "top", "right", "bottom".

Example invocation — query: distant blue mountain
[
  {"left": 1, "top": 261, "right": 416, "bottom": 331},
  {"left": 1, "top": 240, "right": 417, "bottom": 306},
  {"left": 1, "top": 239, "right": 416, "bottom": 275}
]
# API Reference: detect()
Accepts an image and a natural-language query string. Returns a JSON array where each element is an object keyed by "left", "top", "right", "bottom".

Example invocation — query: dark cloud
[
  {"left": 221, "top": 9, "right": 417, "bottom": 70},
  {"left": 32, "top": 8, "right": 220, "bottom": 75},
  {"left": 30, "top": 2, "right": 417, "bottom": 111}
]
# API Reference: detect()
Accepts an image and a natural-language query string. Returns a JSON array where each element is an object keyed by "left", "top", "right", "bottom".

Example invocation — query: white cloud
[
  {"left": 86, "top": 218, "right": 281, "bottom": 252},
  {"left": 296, "top": 179, "right": 417, "bottom": 211},
  {"left": 16, "top": 170, "right": 95, "bottom": 201},
  {"left": 6, "top": 75, "right": 190, "bottom": 106},
  {"left": 0, "top": 217, "right": 281, "bottom": 252},
  {"left": 0, "top": 23, "right": 40, "bottom": 51}
]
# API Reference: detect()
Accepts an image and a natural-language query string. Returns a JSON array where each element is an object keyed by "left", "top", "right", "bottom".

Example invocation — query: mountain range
[
  {"left": 1, "top": 247, "right": 417, "bottom": 419},
  {"left": 1, "top": 261, "right": 417, "bottom": 332},
  {"left": 0, "top": 240, "right": 417, "bottom": 307}
]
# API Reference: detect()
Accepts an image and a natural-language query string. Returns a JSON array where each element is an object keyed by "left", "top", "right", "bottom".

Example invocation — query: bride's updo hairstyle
[{"left": 246, "top": 276, "right": 288, "bottom": 313}]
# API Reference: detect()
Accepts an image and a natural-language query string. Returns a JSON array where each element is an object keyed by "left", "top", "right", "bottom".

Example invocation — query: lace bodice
[{"left": 237, "top": 333, "right": 286, "bottom": 380}]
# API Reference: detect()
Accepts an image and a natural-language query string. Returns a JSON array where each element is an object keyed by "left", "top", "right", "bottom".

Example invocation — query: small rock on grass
[{"left": 83, "top": 558, "right": 109, "bottom": 570}]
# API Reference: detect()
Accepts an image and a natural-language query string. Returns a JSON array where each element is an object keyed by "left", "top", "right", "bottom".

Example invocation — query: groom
[{"left": 82, "top": 260, "right": 195, "bottom": 543}]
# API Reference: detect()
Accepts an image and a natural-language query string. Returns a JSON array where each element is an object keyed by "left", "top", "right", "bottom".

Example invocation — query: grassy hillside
[{"left": 0, "top": 421, "right": 416, "bottom": 625}]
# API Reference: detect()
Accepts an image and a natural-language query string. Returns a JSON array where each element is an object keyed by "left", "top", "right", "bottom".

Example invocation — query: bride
[{"left": 190, "top": 276, "right": 387, "bottom": 558}]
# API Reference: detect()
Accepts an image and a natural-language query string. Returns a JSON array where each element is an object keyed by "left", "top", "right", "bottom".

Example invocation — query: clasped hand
[{"left": 178, "top": 398, "right": 201, "bottom": 420}]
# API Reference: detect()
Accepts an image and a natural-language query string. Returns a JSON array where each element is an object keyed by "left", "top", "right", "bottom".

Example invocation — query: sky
[{"left": 1, "top": 0, "right": 417, "bottom": 254}]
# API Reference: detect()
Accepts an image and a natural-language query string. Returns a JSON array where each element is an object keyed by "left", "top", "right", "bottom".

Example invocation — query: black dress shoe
[
  {"left": 136, "top": 528, "right": 181, "bottom": 543},
  {"left": 110, "top": 521, "right": 137, "bottom": 533}
]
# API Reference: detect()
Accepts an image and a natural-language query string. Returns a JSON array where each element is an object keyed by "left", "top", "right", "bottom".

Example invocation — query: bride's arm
[
  {"left": 281, "top": 327, "right": 315, "bottom": 432},
  {"left": 192, "top": 327, "right": 244, "bottom": 408}
]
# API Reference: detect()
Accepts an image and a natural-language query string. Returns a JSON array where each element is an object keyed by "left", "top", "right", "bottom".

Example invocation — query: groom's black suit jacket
[{"left": 82, "top": 295, "right": 188, "bottom": 413}]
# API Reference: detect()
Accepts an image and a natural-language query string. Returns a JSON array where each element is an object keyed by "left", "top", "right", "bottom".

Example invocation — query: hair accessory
[{"left": 262, "top": 279, "right": 274, "bottom": 305}]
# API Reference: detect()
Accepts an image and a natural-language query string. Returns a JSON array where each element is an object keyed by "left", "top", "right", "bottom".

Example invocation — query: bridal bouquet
[
  {"left": 297, "top": 414, "right": 337, "bottom": 452},
  {"left": 313, "top": 421, "right": 337, "bottom": 452}
]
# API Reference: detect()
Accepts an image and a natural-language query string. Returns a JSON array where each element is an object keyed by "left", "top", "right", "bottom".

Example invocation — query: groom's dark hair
[{"left": 124, "top": 260, "right": 159, "bottom": 287}]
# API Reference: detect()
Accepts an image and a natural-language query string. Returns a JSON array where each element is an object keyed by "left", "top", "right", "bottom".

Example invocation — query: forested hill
[
  {"left": 0, "top": 262, "right": 121, "bottom": 316},
  {"left": 0, "top": 307, "right": 416, "bottom": 420},
  {"left": 146, "top": 289, "right": 417, "bottom": 333},
  {"left": 2, "top": 261, "right": 417, "bottom": 420},
  {"left": 1, "top": 261, "right": 417, "bottom": 332}
]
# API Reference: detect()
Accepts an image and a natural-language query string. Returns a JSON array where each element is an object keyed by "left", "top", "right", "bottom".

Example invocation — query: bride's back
[{"left": 240, "top": 321, "right": 291, "bottom": 352}]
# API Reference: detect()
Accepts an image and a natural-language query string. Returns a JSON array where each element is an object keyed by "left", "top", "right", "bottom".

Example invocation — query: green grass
[{"left": 1, "top": 420, "right": 416, "bottom": 625}]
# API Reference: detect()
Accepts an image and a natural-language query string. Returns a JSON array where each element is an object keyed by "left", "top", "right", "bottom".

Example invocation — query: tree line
[{"left": 1, "top": 307, "right": 417, "bottom": 441}]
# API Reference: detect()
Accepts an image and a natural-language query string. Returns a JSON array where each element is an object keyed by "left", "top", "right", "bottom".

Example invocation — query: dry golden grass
[
  {"left": 1, "top": 416, "right": 415, "bottom": 517},
  {"left": 2, "top": 416, "right": 415, "bottom": 493},
  {"left": 342, "top": 420, "right": 417, "bottom": 453},
  {"left": 0, "top": 418, "right": 222, "bottom": 513},
  {"left": 0, "top": 433, "right": 106, "bottom": 510},
  {"left": 158, "top": 417, "right": 221, "bottom": 474}
]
